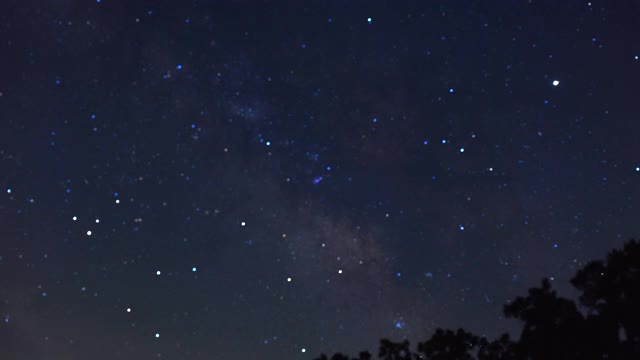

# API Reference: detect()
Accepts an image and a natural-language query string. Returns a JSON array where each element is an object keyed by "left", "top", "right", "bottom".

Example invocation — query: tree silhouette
[
  {"left": 571, "top": 239, "right": 640, "bottom": 355},
  {"left": 378, "top": 339, "right": 412, "bottom": 360},
  {"left": 313, "top": 239, "right": 640, "bottom": 360},
  {"left": 477, "top": 334, "right": 517, "bottom": 360},
  {"left": 416, "top": 328, "right": 480, "bottom": 360},
  {"left": 502, "top": 279, "right": 586, "bottom": 359},
  {"left": 314, "top": 351, "right": 372, "bottom": 360}
]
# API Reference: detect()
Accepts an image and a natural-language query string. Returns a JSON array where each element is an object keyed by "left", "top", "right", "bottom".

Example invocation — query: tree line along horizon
[{"left": 313, "top": 239, "right": 640, "bottom": 360}]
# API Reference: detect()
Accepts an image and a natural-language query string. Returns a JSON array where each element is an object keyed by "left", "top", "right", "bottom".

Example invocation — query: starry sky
[{"left": 1, "top": 1, "right": 640, "bottom": 359}]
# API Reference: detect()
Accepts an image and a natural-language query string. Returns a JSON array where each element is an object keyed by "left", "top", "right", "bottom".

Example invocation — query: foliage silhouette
[
  {"left": 476, "top": 334, "right": 517, "bottom": 360},
  {"left": 571, "top": 239, "right": 640, "bottom": 356},
  {"left": 378, "top": 339, "right": 412, "bottom": 360},
  {"left": 503, "top": 279, "right": 586, "bottom": 359},
  {"left": 416, "top": 328, "right": 480, "bottom": 360},
  {"left": 314, "top": 351, "right": 372, "bottom": 360},
  {"left": 313, "top": 239, "right": 640, "bottom": 360}
]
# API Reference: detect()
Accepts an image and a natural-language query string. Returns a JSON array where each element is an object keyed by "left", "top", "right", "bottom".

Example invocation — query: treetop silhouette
[{"left": 314, "top": 239, "right": 640, "bottom": 360}]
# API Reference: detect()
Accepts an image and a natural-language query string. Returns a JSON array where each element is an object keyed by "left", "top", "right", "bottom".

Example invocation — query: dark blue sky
[{"left": 1, "top": 1, "right": 639, "bottom": 359}]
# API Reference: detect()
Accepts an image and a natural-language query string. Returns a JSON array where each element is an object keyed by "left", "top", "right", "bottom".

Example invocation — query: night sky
[{"left": 1, "top": 1, "right": 640, "bottom": 359}]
